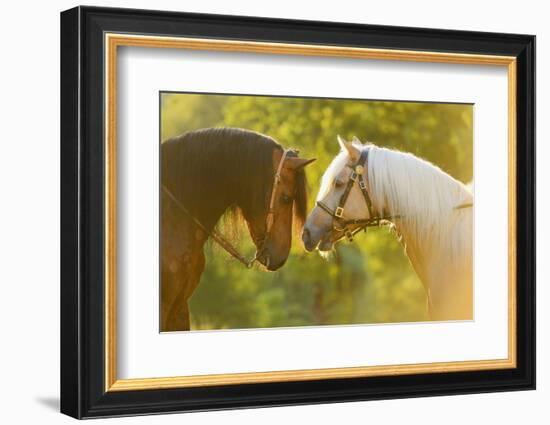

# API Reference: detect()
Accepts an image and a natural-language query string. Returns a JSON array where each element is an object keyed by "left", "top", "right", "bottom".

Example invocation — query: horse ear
[
  {"left": 337, "top": 135, "right": 360, "bottom": 162},
  {"left": 337, "top": 135, "right": 348, "bottom": 150},
  {"left": 284, "top": 157, "right": 316, "bottom": 170}
]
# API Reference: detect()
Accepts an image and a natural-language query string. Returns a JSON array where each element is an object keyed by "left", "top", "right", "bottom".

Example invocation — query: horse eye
[
  {"left": 281, "top": 194, "right": 293, "bottom": 204},
  {"left": 334, "top": 179, "right": 344, "bottom": 188}
]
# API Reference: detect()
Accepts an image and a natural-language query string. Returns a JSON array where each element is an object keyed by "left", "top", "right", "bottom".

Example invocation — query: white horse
[{"left": 302, "top": 136, "right": 473, "bottom": 320}]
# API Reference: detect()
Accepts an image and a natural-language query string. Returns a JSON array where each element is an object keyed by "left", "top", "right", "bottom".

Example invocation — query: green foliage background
[{"left": 161, "top": 92, "right": 472, "bottom": 330}]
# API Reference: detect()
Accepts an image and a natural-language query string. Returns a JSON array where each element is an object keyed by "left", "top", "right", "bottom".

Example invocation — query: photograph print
[{"left": 160, "top": 92, "right": 473, "bottom": 332}]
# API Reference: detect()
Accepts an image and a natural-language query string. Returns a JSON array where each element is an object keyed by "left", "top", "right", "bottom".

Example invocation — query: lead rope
[{"left": 162, "top": 185, "right": 255, "bottom": 268}]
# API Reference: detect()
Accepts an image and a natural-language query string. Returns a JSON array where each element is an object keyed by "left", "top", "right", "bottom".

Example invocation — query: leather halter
[
  {"left": 162, "top": 148, "right": 291, "bottom": 268},
  {"left": 264, "top": 149, "right": 291, "bottom": 241},
  {"left": 316, "top": 148, "right": 399, "bottom": 242}
]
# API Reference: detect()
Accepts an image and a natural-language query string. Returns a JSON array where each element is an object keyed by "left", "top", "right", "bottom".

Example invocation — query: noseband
[
  {"left": 316, "top": 148, "right": 399, "bottom": 242},
  {"left": 162, "top": 148, "right": 291, "bottom": 268}
]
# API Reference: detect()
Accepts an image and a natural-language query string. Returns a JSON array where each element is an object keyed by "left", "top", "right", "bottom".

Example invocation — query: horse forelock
[{"left": 316, "top": 150, "right": 348, "bottom": 202}]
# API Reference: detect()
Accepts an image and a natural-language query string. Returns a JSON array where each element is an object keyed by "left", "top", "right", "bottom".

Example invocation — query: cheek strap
[{"left": 265, "top": 149, "right": 291, "bottom": 236}]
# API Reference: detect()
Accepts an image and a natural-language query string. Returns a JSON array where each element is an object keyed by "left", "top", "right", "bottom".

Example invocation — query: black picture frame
[{"left": 60, "top": 5, "right": 535, "bottom": 419}]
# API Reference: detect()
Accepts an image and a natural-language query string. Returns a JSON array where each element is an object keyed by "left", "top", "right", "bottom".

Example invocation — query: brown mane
[{"left": 161, "top": 127, "right": 308, "bottom": 239}]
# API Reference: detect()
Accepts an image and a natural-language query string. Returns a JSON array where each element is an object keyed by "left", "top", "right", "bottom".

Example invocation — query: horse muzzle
[
  {"left": 301, "top": 227, "right": 319, "bottom": 252},
  {"left": 302, "top": 224, "right": 338, "bottom": 252},
  {"left": 255, "top": 250, "right": 287, "bottom": 271}
]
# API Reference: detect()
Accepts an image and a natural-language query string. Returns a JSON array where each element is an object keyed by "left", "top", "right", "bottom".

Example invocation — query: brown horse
[{"left": 161, "top": 127, "right": 315, "bottom": 331}]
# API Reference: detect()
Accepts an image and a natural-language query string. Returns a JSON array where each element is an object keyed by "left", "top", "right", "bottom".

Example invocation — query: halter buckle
[
  {"left": 350, "top": 171, "right": 358, "bottom": 182},
  {"left": 335, "top": 207, "right": 344, "bottom": 218},
  {"left": 359, "top": 180, "right": 367, "bottom": 190}
]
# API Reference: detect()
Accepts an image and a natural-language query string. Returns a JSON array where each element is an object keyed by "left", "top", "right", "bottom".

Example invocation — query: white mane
[{"left": 319, "top": 144, "right": 473, "bottom": 263}]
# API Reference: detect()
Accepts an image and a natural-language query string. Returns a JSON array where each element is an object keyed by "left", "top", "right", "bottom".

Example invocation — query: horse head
[
  {"left": 243, "top": 148, "right": 315, "bottom": 270},
  {"left": 302, "top": 135, "right": 376, "bottom": 252}
]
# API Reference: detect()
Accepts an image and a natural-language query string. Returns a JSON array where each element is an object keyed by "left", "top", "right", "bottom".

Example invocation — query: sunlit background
[{"left": 161, "top": 92, "right": 473, "bottom": 330}]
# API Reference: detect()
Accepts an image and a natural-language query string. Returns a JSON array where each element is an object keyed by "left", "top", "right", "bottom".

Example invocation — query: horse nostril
[{"left": 302, "top": 227, "right": 311, "bottom": 245}]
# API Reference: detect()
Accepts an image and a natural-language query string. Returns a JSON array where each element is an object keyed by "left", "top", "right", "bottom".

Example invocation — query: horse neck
[
  {"left": 190, "top": 191, "right": 238, "bottom": 232},
  {"left": 187, "top": 164, "right": 269, "bottom": 232},
  {"left": 392, "top": 222, "right": 432, "bottom": 286},
  {"left": 162, "top": 131, "right": 276, "bottom": 241}
]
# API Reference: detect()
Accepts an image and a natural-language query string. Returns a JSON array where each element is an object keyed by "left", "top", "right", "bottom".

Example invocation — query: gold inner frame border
[{"left": 104, "top": 33, "right": 517, "bottom": 392}]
